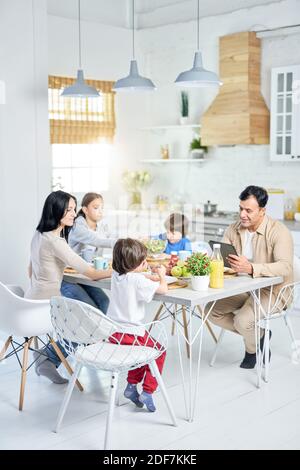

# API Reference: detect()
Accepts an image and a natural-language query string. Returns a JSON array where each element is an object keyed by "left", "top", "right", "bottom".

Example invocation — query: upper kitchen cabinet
[
  {"left": 270, "top": 65, "right": 300, "bottom": 162},
  {"left": 201, "top": 32, "right": 270, "bottom": 146}
]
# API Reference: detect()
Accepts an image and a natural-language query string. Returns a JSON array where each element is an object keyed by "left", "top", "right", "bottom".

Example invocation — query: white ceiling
[{"left": 47, "top": 0, "right": 284, "bottom": 29}]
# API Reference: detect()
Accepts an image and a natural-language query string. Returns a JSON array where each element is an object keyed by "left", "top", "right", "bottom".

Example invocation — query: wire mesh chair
[
  {"left": 50, "top": 296, "right": 177, "bottom": 450},
  {"left": 210, "top": 281, "right": 300, "bottom": 377}
]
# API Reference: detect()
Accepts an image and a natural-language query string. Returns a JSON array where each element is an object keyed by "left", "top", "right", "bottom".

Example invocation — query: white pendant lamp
[
  {"left": 61, "top": 0, "right": 100, "bottom": 98},
  {"left": 113, "top": 0, "right": 156, "bottom": 92},
  {"left": 175, "top": 0, "right": 222, "bottom": 88}
]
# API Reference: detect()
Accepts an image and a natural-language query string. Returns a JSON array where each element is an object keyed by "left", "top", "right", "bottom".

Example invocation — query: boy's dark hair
[
  {"left": 112, "top": 238, "right": 147, "bottom": 275},
  {"left": 164, "top": 213, "right": 189, "bottom": 237},
  {"left": 239, "top": 185, "right": 268, "bottom": 208}
]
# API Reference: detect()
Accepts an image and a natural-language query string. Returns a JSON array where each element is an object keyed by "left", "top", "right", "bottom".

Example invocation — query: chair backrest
[
  {"left": 0, "top": 281, "right": 52, "bottom": 337},
  {"left": 6, "top": 285, "right": 25, "bottom": 298},
  {"left": 50, "top": 296, "right": 168, "bottom": 368},
  {"left": 270, "top": 280, "right": 300, "bottom": 315}
]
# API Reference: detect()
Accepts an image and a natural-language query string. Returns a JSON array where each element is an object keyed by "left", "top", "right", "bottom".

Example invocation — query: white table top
[{"left": 63, "top": 273, "right": 283, "bottom": 308}]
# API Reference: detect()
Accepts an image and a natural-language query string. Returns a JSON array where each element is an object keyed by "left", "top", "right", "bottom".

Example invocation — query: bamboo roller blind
[{"left": 48, "top": 75, "right": 116, "bottom": 144}]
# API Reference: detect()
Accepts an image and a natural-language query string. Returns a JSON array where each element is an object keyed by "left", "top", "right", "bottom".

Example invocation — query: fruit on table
[{"left": 171, "top": 266, "right": 183, "bottom": 277}]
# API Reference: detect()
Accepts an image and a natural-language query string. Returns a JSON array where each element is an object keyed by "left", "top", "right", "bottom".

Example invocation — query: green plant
[
  {"left": 186, "top": 252, "right": 211, "bottom": 276},
  {"left": 122, "top": 170, "right": 152, "bottom": 191},
  {"left": 189, "top": 137, "right": 208, "bottom": 153},
  {"left": 180, "top": 91, "right": 189, "bottom": 117}
]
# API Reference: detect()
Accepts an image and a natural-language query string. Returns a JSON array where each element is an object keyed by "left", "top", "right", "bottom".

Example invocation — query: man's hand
[{"left": 227, "top": 254, "right": 253, "bottom": 275}]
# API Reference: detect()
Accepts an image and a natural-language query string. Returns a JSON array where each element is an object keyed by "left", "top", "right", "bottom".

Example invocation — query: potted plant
[
  {"left": 186, "top": 252, "right": 211, "bottom": 291},
  {"left": 179, "top": 91, "right": 189, "bottom": 125},
  {"left": 189, "top": 137, "right": 208, "bottom": 159}
]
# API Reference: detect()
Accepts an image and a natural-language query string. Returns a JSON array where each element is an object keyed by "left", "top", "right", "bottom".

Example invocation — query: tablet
[{"left": 209, "top": 241, "right": 238, "bottom": 268}]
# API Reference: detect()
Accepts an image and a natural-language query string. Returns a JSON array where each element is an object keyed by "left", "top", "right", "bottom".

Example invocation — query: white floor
[{"left": 1, "top": 301, "right": 300, "bottom": 450}]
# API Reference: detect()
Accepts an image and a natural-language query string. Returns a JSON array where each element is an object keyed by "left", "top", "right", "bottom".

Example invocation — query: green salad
[{"left": 142, "top": 238, "right": 167, "bottom": 255}]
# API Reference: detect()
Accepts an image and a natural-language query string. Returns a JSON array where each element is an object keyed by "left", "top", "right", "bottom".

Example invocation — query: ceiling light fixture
[
  {"left": 61, "top": 0, "right": 100, "bottom": 98},
  {"left": 175, "top": 0, "right": 222, "bottom": 88},
  {"left": 113, "top": 0, "right": 156, "bottom": 92}
]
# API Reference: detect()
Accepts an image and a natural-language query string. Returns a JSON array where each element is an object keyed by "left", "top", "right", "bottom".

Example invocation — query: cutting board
[{"left": 168, "top": 280, "right": 188, "bottom": 290}]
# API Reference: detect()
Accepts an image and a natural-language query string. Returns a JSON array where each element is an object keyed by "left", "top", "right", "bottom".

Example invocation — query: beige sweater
[{"left": 25, "top": 231, "right": 89, "bottom": 300}]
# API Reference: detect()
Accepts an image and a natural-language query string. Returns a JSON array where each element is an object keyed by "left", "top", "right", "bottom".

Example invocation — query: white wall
[
  {"left": 0, "top": 0, "right": 51, "bottom": 288},
  {"left": 47, "top": 0, "right": 300, "bottom": 213},
  {"left": 136, "top": 0, "right": 300, "bottom": 210}
]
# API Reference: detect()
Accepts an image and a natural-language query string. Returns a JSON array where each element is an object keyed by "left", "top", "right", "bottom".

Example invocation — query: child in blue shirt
[{"left": 158, "top": 213, "right": 192, "bottom": 254}]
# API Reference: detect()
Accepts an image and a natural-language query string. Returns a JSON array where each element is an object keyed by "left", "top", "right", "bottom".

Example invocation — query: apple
[{"left": 171, "top": 266, "right": 182, "bottom": 277}]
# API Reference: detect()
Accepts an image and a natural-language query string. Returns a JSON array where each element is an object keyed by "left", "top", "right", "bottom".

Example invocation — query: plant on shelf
[
  {"left": 122, "top": 170, "right": 152, "bottom": 207},
  {"left": 189, "top": 137, "right": 208, "bottom": 159},
  {"left": 186, "top": 252, "right": 211, "bottom": 291},
  {"left": 179, "top": 91, "right": 189, "bottom": 124}
]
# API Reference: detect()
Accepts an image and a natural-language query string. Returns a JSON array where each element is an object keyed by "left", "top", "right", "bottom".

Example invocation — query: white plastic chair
[
  {"left": 0, "top": 281, "right": 83, "bottom": 410},
  {"left": 50, "top": 296, "right": 177, "bottom": 450}
]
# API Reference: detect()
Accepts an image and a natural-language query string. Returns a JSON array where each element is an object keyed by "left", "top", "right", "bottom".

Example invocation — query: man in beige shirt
[{"left": 208, "top": 185, "right": 293, "bottom": 369}]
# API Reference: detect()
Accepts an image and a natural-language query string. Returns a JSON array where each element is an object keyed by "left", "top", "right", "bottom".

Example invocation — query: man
[{"left": 208, "top": 185, "right": 293, "bottom": 369}]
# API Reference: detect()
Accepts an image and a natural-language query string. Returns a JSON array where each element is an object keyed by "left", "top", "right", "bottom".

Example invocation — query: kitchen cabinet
[{"left": 270, "top": 65, "right": 300, "bottom": 161}]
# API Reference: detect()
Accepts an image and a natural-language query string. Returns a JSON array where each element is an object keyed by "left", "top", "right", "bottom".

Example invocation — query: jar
[{"left": 284, "top": 198, "right": 295, "bottom": 221}]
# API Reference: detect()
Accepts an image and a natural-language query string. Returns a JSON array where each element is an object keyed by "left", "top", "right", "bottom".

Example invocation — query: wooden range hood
[{"left": 201, "top": 31, "right": 270, "bottom": 145}]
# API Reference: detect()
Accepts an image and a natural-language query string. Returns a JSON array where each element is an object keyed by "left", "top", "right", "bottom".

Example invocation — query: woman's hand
[{"left": 85, "top": 266, "right": 113, "bottom": 280}]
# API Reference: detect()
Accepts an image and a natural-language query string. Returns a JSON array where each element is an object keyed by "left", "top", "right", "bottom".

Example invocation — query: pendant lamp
[
  {"left": 61, "top": 0, "right": 100, "bottom": 98},
  {"left": 113, "top": 0, "right": 156, "bottom": 92},
  {"left": 175, "top": 0, "right": 222, "bottom": 87}
]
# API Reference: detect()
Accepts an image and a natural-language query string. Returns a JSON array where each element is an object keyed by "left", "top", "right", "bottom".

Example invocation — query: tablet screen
[{"left": 209, "top": 241, "right": 238, "bottom": 268}]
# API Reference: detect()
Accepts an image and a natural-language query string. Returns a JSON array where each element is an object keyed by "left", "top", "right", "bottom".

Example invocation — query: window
[
  {"left": 52, "top": 143, "right": 111, "bottom": 193},
  {"left": 49, "top": 75, "right": 115, "bottom": 193}
]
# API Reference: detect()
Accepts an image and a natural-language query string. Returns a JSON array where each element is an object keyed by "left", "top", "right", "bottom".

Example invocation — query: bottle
[
  {"left": 284, "top": 198, "right": 295, "bottom": 221},
  {"left": 210, "top": 244, "right": 224, "bottom": 289}
]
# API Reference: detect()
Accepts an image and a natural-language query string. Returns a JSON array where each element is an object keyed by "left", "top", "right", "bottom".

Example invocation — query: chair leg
[
  {"left": 210, "top": 329, "right": 226, "bottom": 367},
  {"left": 149, "top": 304, "right": 164, "bottom": 332},
  {"left": 104, "top": 372, "right": 119, "bottom": 450},
  {"left": 149, "top": 361, "right": 177, "bottom": 427},
  {"left": 171, "top": 305, "right": 177, "bottom": 336},
  {"left": 0, "top": 336, "right": 12, "bottom": 361},
  {"left": 284, "top": 315, "right": 300, "bottom": 359},
  {"left": 50, "top": 338, "right": 84, "bottom": 392},
  {"left": 19, "top": 337, "right": 33, "bottom": 411},
  {"left": 182, "top": 306, "right": 190, "bottom": 358},
  {"left": 54, "top": 362, "right": 82, "bottom": 433}
]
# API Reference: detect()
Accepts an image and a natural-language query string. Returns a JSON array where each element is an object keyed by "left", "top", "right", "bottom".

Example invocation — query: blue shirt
[{"left": 158, "top": 233, "right": 192, "bottom": 254}]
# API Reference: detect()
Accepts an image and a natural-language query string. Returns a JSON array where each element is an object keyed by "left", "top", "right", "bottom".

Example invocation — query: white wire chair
[
  {"left": 50, "top": 296, "right": 177, "bottom": 450},
  {"left": 210, "top": 281, "right": 300, "bottom": 380}
]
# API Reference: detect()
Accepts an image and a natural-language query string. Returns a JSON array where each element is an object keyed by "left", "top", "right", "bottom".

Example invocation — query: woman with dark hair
[
  {"left": 25, "top": 190, "right": 112, "bottom": 384},
  {"left": 61, "top": 192, "right": 115, "bottom": 313}
]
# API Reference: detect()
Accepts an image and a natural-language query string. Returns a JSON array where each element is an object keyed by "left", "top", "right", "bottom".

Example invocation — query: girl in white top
[
  {"left": 107, "top": 238, "right": 168, "bottom": 412},
  {"left": 62, "top": 193, "right": 116, "bottom": 313},
  {"left": 26, "top": 190, "right": 112, "bottom": 384}
]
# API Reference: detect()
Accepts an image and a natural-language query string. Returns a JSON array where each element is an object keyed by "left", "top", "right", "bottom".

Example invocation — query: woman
[
  {"left": 26, "top": 190, "right": 112, "bottom": 384},
  {"left": 61, "top": 192, "right": 116, "bottom": 312}
]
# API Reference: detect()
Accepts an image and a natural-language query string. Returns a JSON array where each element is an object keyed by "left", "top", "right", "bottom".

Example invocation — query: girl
[
  {"left": 61, "top": 192, "right": 115, "bottom": 313},
  {"left": 25, "top": 190, "right": 112, "bottom": 384},
  {"left": 107, "top": 238, "right": 168, "bottom": 412}
]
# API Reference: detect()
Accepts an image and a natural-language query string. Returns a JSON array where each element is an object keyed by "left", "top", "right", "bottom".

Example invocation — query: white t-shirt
[
  {"left": 243, "top": 229, "right": 255, "bottom": 261},
  {"left": 107, "top": 271, "right": 159, "bottom": 336}
]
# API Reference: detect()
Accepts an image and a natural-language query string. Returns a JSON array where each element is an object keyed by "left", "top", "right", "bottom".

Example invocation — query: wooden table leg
[{"left": 197, "top": 305, "right": 217, "bottom": 343}]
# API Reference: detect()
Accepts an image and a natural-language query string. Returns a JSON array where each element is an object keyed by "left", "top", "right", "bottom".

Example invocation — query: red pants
[{"left": 110, "top": 332, "right": 166, "bottom": 394}]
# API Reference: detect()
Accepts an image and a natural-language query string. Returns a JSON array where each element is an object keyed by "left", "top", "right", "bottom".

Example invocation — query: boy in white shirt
[{"left": 108, "top": 238, "right": 168, "bottom": 412}]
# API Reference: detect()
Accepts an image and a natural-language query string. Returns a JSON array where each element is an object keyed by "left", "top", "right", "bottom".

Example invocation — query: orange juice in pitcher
[{"left": 210, "top": 244, "right": 224, "bottom": 289}]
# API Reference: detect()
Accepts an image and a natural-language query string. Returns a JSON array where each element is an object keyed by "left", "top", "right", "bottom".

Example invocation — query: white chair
[
  {"left": 50, "top": 296, "right": 177, "bottom": 450},
  {"left": 209, "top": 257, "right": 300, "bottom": 375},
  {"left": 0, "top": 281, "right": 83, "bottom": 410}
]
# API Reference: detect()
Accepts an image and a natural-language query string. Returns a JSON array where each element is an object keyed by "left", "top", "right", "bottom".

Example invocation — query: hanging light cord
[
  {"left": 197, "top": 0, "right": 200, "bottom": 51},
  {"left": 132, "top": 0, "right": 135, "bottom": 59},
  {"left": 78, "top": 0, "right": 82, "bottom": 69}
]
